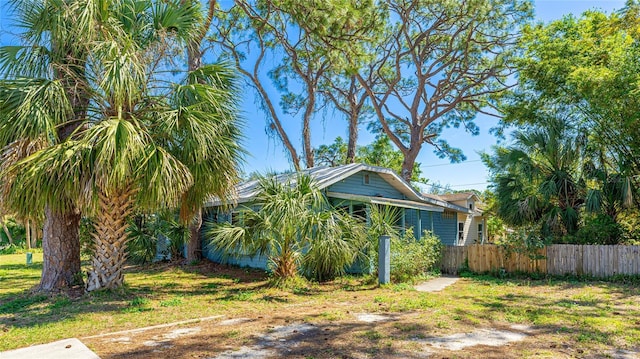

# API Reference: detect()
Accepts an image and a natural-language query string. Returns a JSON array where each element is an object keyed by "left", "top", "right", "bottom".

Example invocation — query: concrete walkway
[
  {"left": 0, "top": 338, "right": 100, "bottom": 359},
  {"left": 414, "top": 276, "right": 460, "bottom": 292}
]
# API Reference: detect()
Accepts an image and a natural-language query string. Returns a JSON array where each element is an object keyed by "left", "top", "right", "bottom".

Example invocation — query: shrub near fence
[{"left": 442, "top": 244, "right": 640, "bottom": 277}]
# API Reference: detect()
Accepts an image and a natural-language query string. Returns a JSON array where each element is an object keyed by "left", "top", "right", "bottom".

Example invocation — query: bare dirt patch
[
  {"left": 416, "top": 327, "right": 530, "bottom": 351},
  {"left": 354, "top": 313, "right": 395, "bottom": 323}
]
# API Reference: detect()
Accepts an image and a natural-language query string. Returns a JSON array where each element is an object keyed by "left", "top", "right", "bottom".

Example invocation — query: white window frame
[{"left": 458, "top": 222, "right": 465, "bottom": 244}]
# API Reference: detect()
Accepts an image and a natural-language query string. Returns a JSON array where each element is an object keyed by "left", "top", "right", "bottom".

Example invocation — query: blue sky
[{"left": 0, "top": 1, "right": 628, "bottom": 191}]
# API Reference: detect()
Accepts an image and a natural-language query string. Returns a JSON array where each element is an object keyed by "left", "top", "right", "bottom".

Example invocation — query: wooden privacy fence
[{"left": 441, "top": 244, "right": 640, "bottom": 277}]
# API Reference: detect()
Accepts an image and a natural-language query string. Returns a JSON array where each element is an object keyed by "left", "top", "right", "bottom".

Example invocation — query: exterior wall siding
[
  {"left": 455, "top": 212, "right": 487, "bottom": 245},
  {"left": 432, "top": 211, "right": 457, "bottom": 246},
  {"left": 405, "top": 208, "right": 418, "bottom": 237},
  {"left": 203, "top": 240, "right": 269, "bottom": 269},
  {"left": 406, "top": 209, "right": 456, "bottom": 245},
  {"left": 327, "top": 172, "right": 405, "bottom": 199},
  {"left": 421, "top": 210, "right": 435, "bottom": 234}
]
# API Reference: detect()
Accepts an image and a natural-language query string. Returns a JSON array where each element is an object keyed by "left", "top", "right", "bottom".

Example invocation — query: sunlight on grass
[{"left": 1, "top": 253, "right": 639, "bottom": 356}]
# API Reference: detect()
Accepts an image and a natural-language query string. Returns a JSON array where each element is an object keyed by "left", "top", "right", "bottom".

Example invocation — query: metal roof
[{"left": 207, "top": 163, "right": 470, "bottom": 213}]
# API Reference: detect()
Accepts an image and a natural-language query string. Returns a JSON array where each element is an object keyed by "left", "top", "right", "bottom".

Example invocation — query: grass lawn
[{"left": 1, "top": 252, "right": 639, "bottom": 358}]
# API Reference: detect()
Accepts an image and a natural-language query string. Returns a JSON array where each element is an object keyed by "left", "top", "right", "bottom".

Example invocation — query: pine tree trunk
[
  {"left": 346, "top": 111, "right": 359, "bottom": 164},
  {"left": 38, "top": 206, "right": 82, "bottom": 292},
  {"left": 401, "top": 148, "right": 420, "bottom": 182},
  {"left": 2, "top": 220, "right": 13, "bottom": 246},
  {"left": 86, "top": 188, "right": 134, "bottom": 291},
  {"left": 31, "top": 224, "right": 38, "bottom": 249},
  {"left": 186, "top": 208, "right": 203, "bottom": 263}
]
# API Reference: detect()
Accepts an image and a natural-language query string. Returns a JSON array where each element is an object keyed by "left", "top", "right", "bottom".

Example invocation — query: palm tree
[
  {"left": 0, "top": 0, "right": 100, "bottom": 290},
  {"left": 177, "top": 0, "right": 243, "bottom": 264},
  {"left": 2, "top": 0, "right": 243, "bottom": 291},
  {"left": 208, "top": 174, "right": 367, "bottom": 282},
  {"left": 172, "top": 65, "right": 244, "bottom": 264},
  {"left": 484, "top": 117, "right": 586, "bottom": 238}
]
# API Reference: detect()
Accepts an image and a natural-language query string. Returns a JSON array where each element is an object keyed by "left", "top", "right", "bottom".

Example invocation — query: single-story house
[{"left": 202, "top": 163, "right": 482, "bottom": 269}]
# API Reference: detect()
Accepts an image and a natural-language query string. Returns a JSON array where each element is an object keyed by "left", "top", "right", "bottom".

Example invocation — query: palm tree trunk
[
  {"left": 186, "top": 208, "right": 203, "bottom": 263},
  {"left": 38, "top": 206, "right": 82, "bottom": 291},
  {"left": 86, "top": 187, "right": 135, "bottom": 291},
  {"left": 273, "top": 247, "right": 298, "bottom": 279}
]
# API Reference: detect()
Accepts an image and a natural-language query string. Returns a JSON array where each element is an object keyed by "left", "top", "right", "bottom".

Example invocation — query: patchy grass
[{"left": 1, "top": 253, "right": 639, "bottom": 358}]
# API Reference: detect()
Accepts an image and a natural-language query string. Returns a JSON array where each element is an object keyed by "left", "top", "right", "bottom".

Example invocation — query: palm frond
[{"left": 0, "top": 78, "right": 72, "bottom": 146}]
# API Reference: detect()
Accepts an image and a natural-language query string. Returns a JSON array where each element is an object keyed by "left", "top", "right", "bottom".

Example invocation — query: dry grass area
[{"left": 1, "top": 253, "right": 639, "bottom": 358}]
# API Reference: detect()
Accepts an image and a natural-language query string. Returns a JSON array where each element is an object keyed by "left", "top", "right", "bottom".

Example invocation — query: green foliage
[
  {"left": 366, "top": 205, "right": 443, "bottom": 282},
  {"left": 484, "top": 117, "right": 586, "bottom": 239},
  {"left": 617, "top": 209, "right": 640, "bottom": 245},
  {"left": 365, "top": 204, "right": 402, "bottom": 272},
  {"left": 495, "top": 228, "right": 548, "bottom": 260},
  {"left": 0, "top": 244, "right": 21, "bottom": 255},
  {"left": 0, "top": 218, "right": 25, "bottom": 246},
  {"left": 490, "top": 4, "right": 640, "bottom": 243},
  {"left": 390, "top": 230, "right": 443, "bottom": 283},
  {"left": 314, "top": 135, "right": 427, "bottom": 182},
  {"left": 79, "top": 217, "right": 96, "bottom": 256},
  {"left": 127, "top": 215, "right": 162, "bottom": 265},
  {"left": 505, "top": 4, "right": 640, "bottom": 180},
  {"left": 207, "top": 174, "right": 367, "bottom": 282},
  {"left": 571, "top": 214, "right": 623, "bottom": 245}
]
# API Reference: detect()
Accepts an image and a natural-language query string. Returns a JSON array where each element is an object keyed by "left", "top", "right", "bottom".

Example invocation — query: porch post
[{"left": 416, "top": 210, "right": 422, "bottom": 239}]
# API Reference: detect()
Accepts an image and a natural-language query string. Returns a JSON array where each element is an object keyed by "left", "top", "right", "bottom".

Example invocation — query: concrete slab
[
  {"left": 414, "top": 276, "right": 459, "bottom": 292},
  {"left": 0, "top": 338, "right": 100, "bottom": 359}
]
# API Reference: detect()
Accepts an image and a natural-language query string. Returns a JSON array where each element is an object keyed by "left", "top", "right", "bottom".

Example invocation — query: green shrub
[
  {"left": 390, "top": 230, "right": 443, "bottom": 283},
  {"left": 617, "top": 209, "right": 640, "bottom": 245},
  {"left": 573, "top": 214, "right": 622, "bottom": 245},
  {"left": 496, "top": 228, "right": 547, "bottom": 260},
  {"left": 0, "top": 244, "right": 21, "bottom": 254}
]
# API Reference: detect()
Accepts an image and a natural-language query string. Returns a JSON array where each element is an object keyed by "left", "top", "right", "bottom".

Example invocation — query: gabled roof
[
  {"left": 207, "top": 163, "right": 470, "bottom": 213},
  {"left": 438, "top": 192, "right": 480, "bottom": 202}
]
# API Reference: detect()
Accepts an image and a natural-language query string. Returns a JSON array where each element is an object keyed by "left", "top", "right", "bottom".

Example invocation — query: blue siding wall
[
  {"left": 200, "top": 208, "right": 270, "bottom": 270},
  {"left": 421, "top": 211, "right": 434, "bottom": 234},
  {"left": 404, "top": 209, "right": 418, "bottom": 238},
  {"left": 203, "top": 240, "right": 269, "bottom": 270},
  {"left": 405, "top": 209, "right": 450, "bottom": 240},
  {"left": 432, "top": 212, "right": 457, "bottom": 245},
  {"left": 328, "top": 172, "right": 404, "bottom": 199}
]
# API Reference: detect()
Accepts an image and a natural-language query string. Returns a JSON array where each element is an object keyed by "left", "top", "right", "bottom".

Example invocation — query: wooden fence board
[{"left": 441, "top": 244, "right": 640, "bottom": 278}]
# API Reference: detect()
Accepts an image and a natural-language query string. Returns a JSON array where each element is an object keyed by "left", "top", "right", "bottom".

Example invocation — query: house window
[
  {"left": 469, "top": 203, "right": 474, "bottom": 210},
  {"left": 458, "top": 222, "right": 464, "bottom": 242},
  {"left": 363, "top": 173, "right": 370, "bottom": 185},
  {"left": 231, "top": 212, "right": 242, "bottom": 225},
  {"left": 478, "top": 223, "right": 484, "bottom": 242},
  {"left": 352, "top": 203, "right": 367, "bottom": 222}
]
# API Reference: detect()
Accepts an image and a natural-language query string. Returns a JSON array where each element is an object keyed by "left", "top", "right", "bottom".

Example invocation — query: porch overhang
[{"left": 326, "top": 191, "right": 444, "bottom": 212}]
